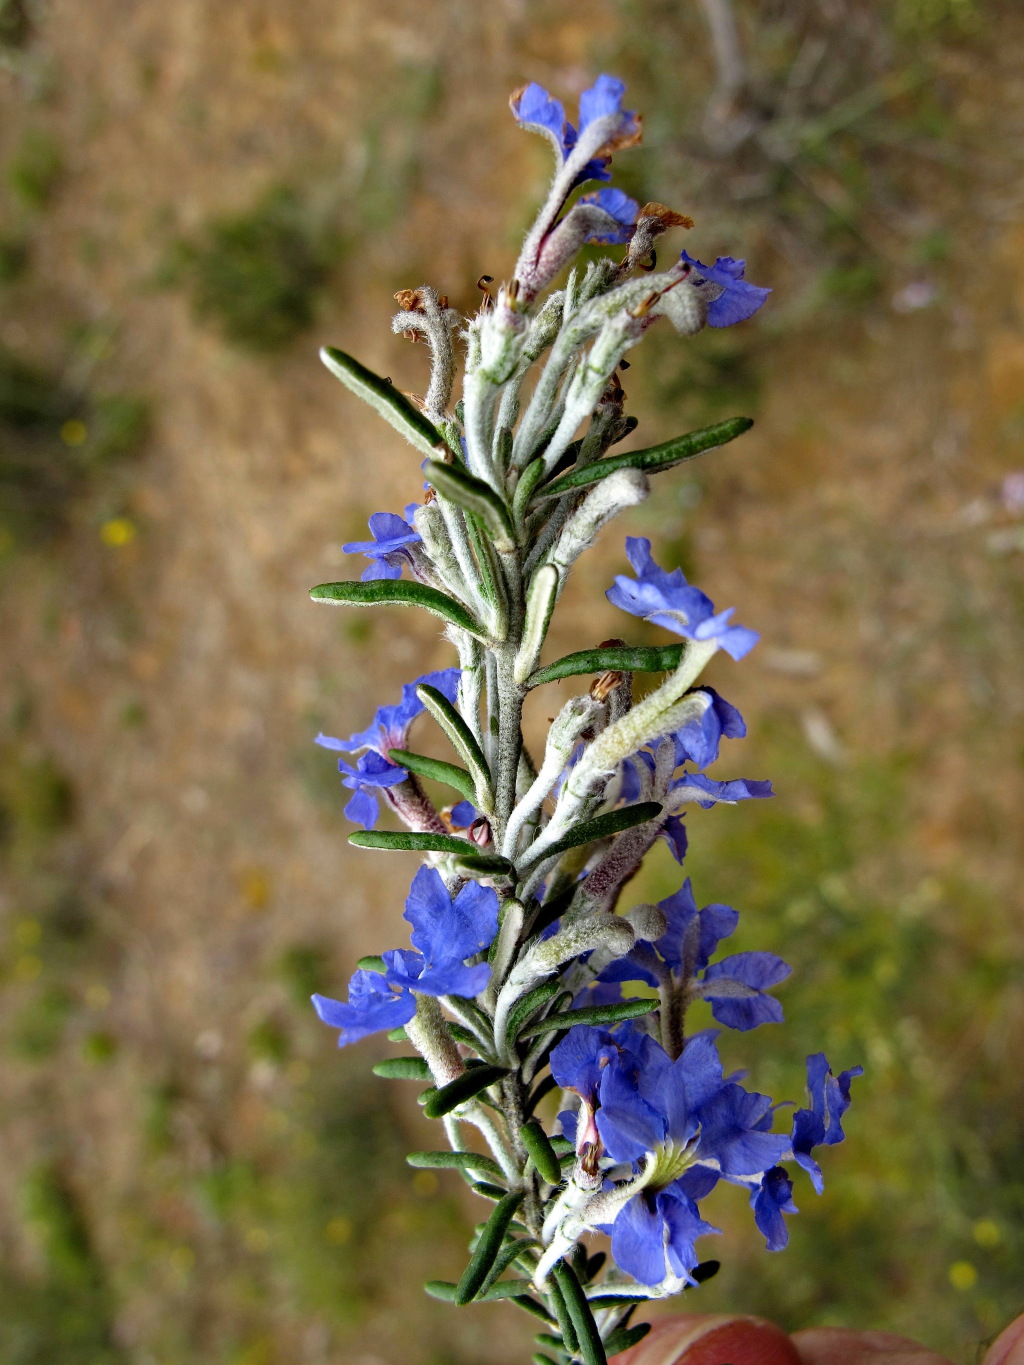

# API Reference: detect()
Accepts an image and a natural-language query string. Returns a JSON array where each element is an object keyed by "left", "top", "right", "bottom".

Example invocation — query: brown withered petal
[{"left": 639, "top": 202, "right": 696, "bottom": 231}]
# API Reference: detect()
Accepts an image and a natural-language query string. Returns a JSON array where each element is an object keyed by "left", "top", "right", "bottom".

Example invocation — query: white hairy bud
[
  {"left": 545, "top": 469, "right": 649, "bottom": 577},
  {"left": 623, "top": 902, "right": 668, "bottom": 942}
]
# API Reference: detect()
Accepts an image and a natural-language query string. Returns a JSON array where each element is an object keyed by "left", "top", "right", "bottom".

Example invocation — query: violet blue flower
[
  {"left": 680, "top": 251, "right": 772, "bottom": 328},
  {"left": 791, "top": 1053, "right": 864, "bottom": 1193},
  {"left": 343, "top": 506, "right": 421, "bottom": 581},
  {"left": 312, "top": 867, "right": 499, "bottom": 1048},
  {"left": 672, "top": 687, "right": 747, "bottom": 771},
  {"left": 590, "top": 1029, "right": 787, "bottom": 1284},
  {"left": 607, "top": 538, "right": 759, "bottom": 660},
  {"left": 511, "top": 74, "right": 639, "bottom": 184},
  {"left": 315, "top": 669, "right": 461, "bottom": 828},
  {"left": 601, "top": 879, "right": 790, "bottom": 1032},
  {"left": 578, "top": 187, "right": 640, "bottom": 244},
  {"left": 751, "top": 1165, "right": 799, "bottom": 1250}
]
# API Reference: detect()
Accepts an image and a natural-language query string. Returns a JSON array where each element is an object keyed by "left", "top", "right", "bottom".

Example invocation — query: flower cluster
[{"left": 304, "top": 73, "right": 858, "bottom": 1365}]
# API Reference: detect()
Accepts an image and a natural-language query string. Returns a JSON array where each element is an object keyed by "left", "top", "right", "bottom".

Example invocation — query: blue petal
[
  {"left": 751, "top": 1166, "right": 798, "bottom": 1251},
  {"left": 342, "top": 786, "right": 378, "bottom": 829},
  {"left": 449, "top": 800, "right": 476, "bottom": 827},
  {"left": 680, "top": 251, "right": 771, "bottom": 328},
  {"left": 311, "top": 972, "right": 415, "bottom": 1046},
  {"left": 708, "top": 992, "right": 784, "bottom": 1031},
  {"left": 671, "top": 772, "right": 774, "bottom": 809},
  {"left": 597, "top": 1054, "right": 668, "bottom": 1162},
  {"left": 660, "top": 1185, "right": 719, "bottom": 1281},
  {"left": 606, "top": 537, "right": 757, "bottom": 658},
  {"left": 414, "top": 959, "right": 491, "bottom": 998},
  {"left": 577, "top": 187, "right": 639, "bottom": 244},
  {"left": 550, "top": 1024, "right": 620, "bottom": 1105},
  {"left": 403, "top": 866, "right": 498, "bottom": 966},
  {"left": 659, "top": 815, "right": 689, "bottom": 863},
  {"left": 696, "top": 1084, "right": 790, "bottom": 1177},
  {"left": 609, "top": 1193, "right": 666, "bottom": 1286},
  {"left": 511, "top": 82, "right": 568, "bottom": 149},
  {"left": 361, "top": 557, "right": 403, "bottom": 581}
]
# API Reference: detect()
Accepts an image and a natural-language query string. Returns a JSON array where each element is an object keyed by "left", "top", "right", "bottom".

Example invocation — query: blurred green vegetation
[
  {"left": 167, "top": 188, "right": 338, "bottom": 353},
  {"left": 0, "top": 343, "right": 150, "bottom": 547}
]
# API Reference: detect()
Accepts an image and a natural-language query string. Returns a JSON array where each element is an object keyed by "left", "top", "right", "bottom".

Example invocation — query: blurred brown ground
[{"left": 1, "top": 2, "right": 1023, "bottom": 1363}]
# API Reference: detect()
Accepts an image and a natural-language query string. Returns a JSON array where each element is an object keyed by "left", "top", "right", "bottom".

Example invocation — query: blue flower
[
  {"left": 315, "top": 669, "right": 461, "bottom": 827},
  {"left": 680, "top": 251, "right": 771, "bottom": 328},
  {"left": 343, "top": 507, "right": 421, "bottom": 581},
  {"left": 600, "top": 879, "right": 790, "bottom": 1033},
  {"left": 791, "top": 1053, "right": 864, "bottom": 1193},
  {"left": 608, "top": 1182, "right": 718, "bottom": 1287},
  {"left": 669, "top": 770, "right": 774, "bottom": 808},
  {"left": 578, "top": 187, "right": 639, "bottom": 244},
  {"left": 607, "top": 538, "right": 759, "bottom": 660},
  {"left": 751, "top": 1166, "right": 799, "bottom": 1251},
  {"left": 334, "top": 750, "right": 408, "bottom": 829},
  {"left": 511, "top": 74, "right": 639, "bottom": 184},
  {"left": 587, "top": 1028, "right": 787, "bottom": 1284},
  {"left": 312, "top": 968, "right": 415, "bottom": 1045},
  {"left": 672, "top": 687, "right": 746, "bottom": 771},
  {"left": 449, "top": 800, "right": 477, "bottom": 828},
  {"left": 312, "top": 867, "right": 499, "bottom": 1048}
]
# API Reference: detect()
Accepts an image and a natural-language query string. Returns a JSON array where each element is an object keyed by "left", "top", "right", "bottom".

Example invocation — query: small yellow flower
[
  {"left": 948, "top": 1260, "right": 977, "bottom": 1291},
  {"left": 101, "top": 517, "right": 136, "bottom": 547},
  {"left": 973, "top": 1219, "right": 1001, "bottom": 1247},
  {"left": 60, "top": 419, "right": 88, "bottom": 447}
]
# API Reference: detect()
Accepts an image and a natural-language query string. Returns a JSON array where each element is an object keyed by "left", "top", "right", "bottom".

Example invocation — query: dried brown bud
[
  {"left": 638, "top": 201, "right": 695, "bottom": 231},
  {"left": 591, "top": 670, "right": 624, "bottom": 702}
]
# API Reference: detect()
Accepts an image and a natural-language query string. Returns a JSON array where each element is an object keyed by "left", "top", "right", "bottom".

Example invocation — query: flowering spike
[{"left": 302, "top": 72, "right": 857, "bottom": 1343}]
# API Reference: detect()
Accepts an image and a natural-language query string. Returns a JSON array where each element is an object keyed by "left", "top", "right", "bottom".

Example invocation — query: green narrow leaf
[
  {"left": 512, "top": 1297, "right": 556, "bottom": 1325},
  {"left": 407, "top": 1150, "right": 505, "bottom": 1180},
  {"left": 386, "top": 748, "right": 476, "bottom": 802},
  {"left": 320, "top": 345, "right": 446, "bottom": 459},
  {"left": 527, "top": 643, "right": 685, "bottom": 689},
  {"left": 456, "top": 853, "right": 516, "bottom": 878},
  {"left": 416, "top": 682, "right": 494, "bottom": 812},
  {"left": 481, "top": 1238, "right": 535, "bottom": 1294},
  {"left": 348, "top": 830, "right": 473, "bottom": 854},
  {"left": 546, "top": 1274, "right": 579, "bottom": 1356},
  {"left": 519, "top": 802, "right": 664, "bottom": 872},
  {"left": 533, "top": 1354, "right": 559, "bottom": 1365},
  {"left": 357, "top": 954, "right": 387, "bottom": 973},
  {"left": 603, "top": 1322, "right": 651, "bottom": 1355},
  {"left": 424, "top": 1280, "right": 459, "bottom": 1301},
  {"left": 586, "top": 1294, "right": 652, "bottom": 1310},
  {"left": 424, "top": 1064, "right": 510, "bottom": 1119},
  {"left": 309, "top": 578, "right": 484, "bottom": 637},
  {"left": 512, "top": 456, "right": 548, "bottom": 525},
  {"left": 473, "top": 1181, "right": 510, "bottom": 1201},
  {"left": 552, "top": 1261, "right": 607, "bottom": 1365},
  {"left": 455, "top": 1190, "right": 525, "bottom": 1304},
  {"left": 505, "top": 980, "right": 563, "bottom": 1049},
  {"left": 520, "top": 1120, "right": 563, "bottom": 1185},
  {"left": 424, "top": 459, "right": 516, "bottom": 548},
  {"left": 476, "top": 1279, "right": 536, "bottom": 1301},
  {"left": 538, "top": 417, "right": 754, "bottom": 499},
  {"left": 387, "top": 1026, "right": 409, "bottom": 1041},
  {"left": 518, "top": 997, "right": 657, "bottom": 1040},
  {"left": 372, "top": 1056, "right": 432, "bottom": 1080}
]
